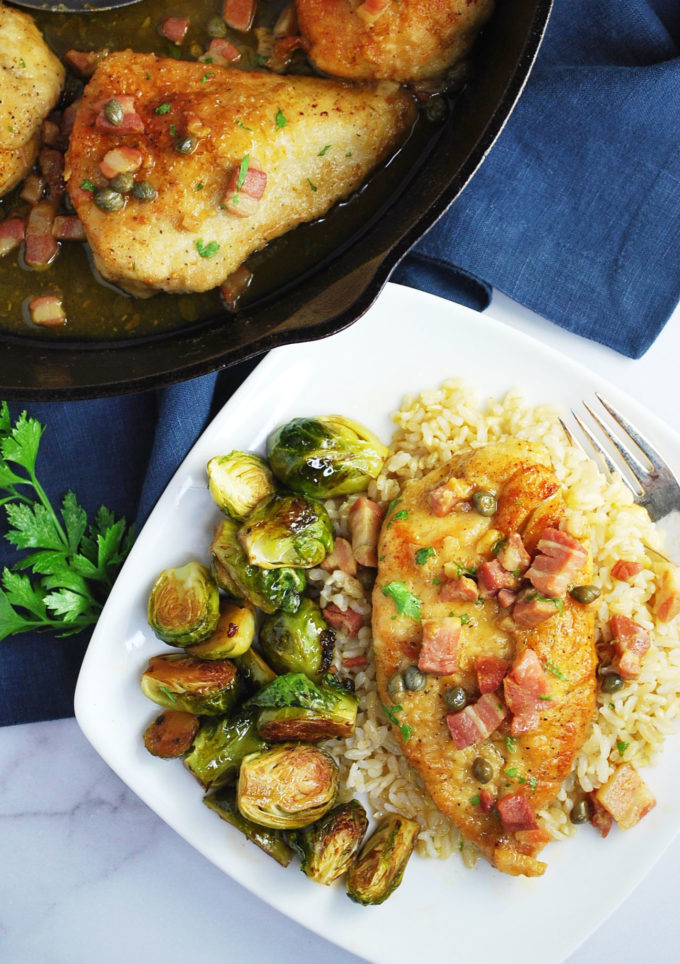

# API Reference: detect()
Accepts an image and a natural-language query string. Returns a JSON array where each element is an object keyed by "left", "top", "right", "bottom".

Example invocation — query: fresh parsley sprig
[{"left": 0, "top": 403, "right": 134, "bottom": 641}]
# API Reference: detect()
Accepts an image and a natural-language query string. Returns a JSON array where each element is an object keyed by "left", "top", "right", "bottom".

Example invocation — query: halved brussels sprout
[
  {"left": 346, "top": 814, "right": 420, "bottom": 905},
  {"left": 267, "top": 416, "right": 388, "bottom": 497},
  {"left": 238, "top": 493, "right": 334, "bottom": 570},
  {"left": 186, "top": 599, "right": 256, "bottom": 659},
  {"left": 143, "top": 709, "right": 200, "bottom": 758},
  {"left": 204, "top": 785, "right": 294, "bottom": 867},
  {"left": 259, "top": 599, "right": 334, "bottom": 680},
  {"left": 289, "top": 800, "right": 368, "bottom": 885},
  {"left": 234, "top": 647, "right": 277, "bottom": 691},
  {"left": 184, "top": 709, "right": 266, "bottom": 789},
  {"left": 250, "top": 672, "right": 358, "bottom": 741},
  {"left": 210, "top": 518, "right": 306, "bottom": 614},
  {"left": 207, "top": 452, "right": 275, "bottom": 520},
  {"left": 237, "top": 743, "right": 339, "bottom": 830},
  {"left": 147, "top": 561, "right": 220, "bottom": 646},
  {"left": 141, "top": 653, "right": 241, "bottom": 716}
]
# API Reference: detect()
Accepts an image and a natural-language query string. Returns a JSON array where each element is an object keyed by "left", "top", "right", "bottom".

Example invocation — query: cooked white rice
[{"left": 313, "top": 379, "right": 680, "bottom": 863}]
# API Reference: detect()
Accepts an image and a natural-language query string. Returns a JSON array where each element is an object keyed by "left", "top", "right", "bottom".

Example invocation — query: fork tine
[
  {"left": 584, "top": 402, "right": 650, "bottom": 487},
  {"left": 571, "top": 411, "right": 641, "bottom": 498},
  {"left": 595, "top": 393, "right": 665, "bottom": 471}
]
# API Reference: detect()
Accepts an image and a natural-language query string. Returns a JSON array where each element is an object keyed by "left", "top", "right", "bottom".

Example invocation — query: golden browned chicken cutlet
[
  {"left": 295, "top": 0, "right": 495, "bottom": 83},
  {"left": 0, "top": 2, "right": 64, "bottom": 196},
  {"left": 372, "top": 440, "right": 597, "bottom": 877},
  {"left": 65, "top": 51, "right": 415, "bottom": 295}
]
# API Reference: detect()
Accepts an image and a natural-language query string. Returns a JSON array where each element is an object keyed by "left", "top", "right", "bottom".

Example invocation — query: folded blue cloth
[{"left": 2, "top": 0, "right": 679, "bottom": 726}]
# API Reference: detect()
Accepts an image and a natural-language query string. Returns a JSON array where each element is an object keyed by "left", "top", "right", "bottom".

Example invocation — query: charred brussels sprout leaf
[
  {"left": 186, "top": 599, "right": 256, "bottom": 659},
  {"left": 237, "top": 743, "right": 339, "bottom": 830},
  {"left": 204, "top": 785, "right": 295, "bottom": 867},
  {"left": 147, "top": 561, "right": 220, "bottom": 645},
  {"left": 210, "top": 518, "right": 306, "bottom": 614},
  {"left": 238, "top": 493, "right": 334, "bottom": 569},
  {"left": 207, "top": 452, "right": 275, "bottom": 520},
  {"left": 141, "top": 653, "right": 242, "bottom": 716},
  {"left": 289, "top": 800, "right": 369, "bottom": 885},
  {"left": 267, "top": 416, "right": 388, "bottom": 497},
  {"left": 143, "top": 709, "right": 200, "bottom": 758},
  {"left": 184, "top": 709, "right": 266, "bottom": 790},
  {"left": 346, "top": 814, "right": 420, "bottom": 905},
  {"left": 250, "top": 672, "right": 358, "bottom": 741},
  {"left": 259, "top": 598, "right": 335, "bottom": 680}
]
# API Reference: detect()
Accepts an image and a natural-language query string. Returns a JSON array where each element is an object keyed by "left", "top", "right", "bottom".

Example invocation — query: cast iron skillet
[{"left": 0, "top": 0, "right": 553, "bottom": 400}]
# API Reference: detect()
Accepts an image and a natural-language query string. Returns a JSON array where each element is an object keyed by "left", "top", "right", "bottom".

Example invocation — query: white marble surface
[{"left": 1, "top": 288, "right": 679, "bottom": 964}]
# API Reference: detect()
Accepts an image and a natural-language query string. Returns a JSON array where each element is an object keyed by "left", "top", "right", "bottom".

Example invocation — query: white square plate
[{"left": 75, "top": 283, "right": 680, "bottom": 964}]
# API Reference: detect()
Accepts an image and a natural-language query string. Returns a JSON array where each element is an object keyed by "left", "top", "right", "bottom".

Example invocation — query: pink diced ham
[
  {"left": 526, "top": 527, "right": 588, "bottom": 597},
  {"left": 223, "top": 0, "right": 256, "bottom": 31},
  {"left": 512, "top": 591, "right": 560, "bottom": 628},
  {"left": 24, "top": 203, "right": 58, "bottom": 268},
  {"left": 503, "top": 649, "right": 551, "bottom": 736},
  {"left": 446, "top": 692, "right": 507, "bottom": 750},
  {"left": 477, "top": 559, "right": 518, "bottom": 598},
  {"left": 20, "top": 174, "right": 45, "bottom": 205},
  {"left": 161, "top": 17, "right": 190, "bottom": 44},
  {"left": 610, "top": 614, "right": 650, "bottom": 680},
  {"left": 611, "top": 560, "right": 644, "bottom": 582},
  {"left": 357, "top": 0, "right": 390, "bottom": 22},
  {"left": 220, "top": 264, "right": 253, "bottom": 310},
  {"left": 348, "top": 497, "right": 383, "bottom": 568},
  {"left": 65, "top": 49, "right": 108, "bottom": 78},
  {"left": 52, "top": 216, "right": 86, "bottom": 241},
  {"left": 39, "top": 148, "right": 65, "bottom": 200},
  {"left": 0, "top": 217, "right": 25, "bottom": 257},
  {"left": 206, "top": 38, "right": 241, "bottom": 64},
  {"left": 98, "top": 146, "right": 144, "bottom": 179},
  {"left": 654, "top": 568, "right": 680, "bottom": 623},
  {"left": 496, "top": 533, "right": 531, "bottom": 574},
  {"left": 497, "top": 588, "right": 517, "bottom": 609},
  {"left": 441, "top": 575, "right": 478, "bottom": 602},
  {"left": 95, "top": 96, "right": 145, "bottom": 135},
  {"left": 322, "top": 602, "right": 364, "bottom": 638},
  {"left": 417, "top": 617, "right": 460, "bottom": 675},
  {"left": 427, "top": 480, "right": 467, "bottom": 517},
  {"left": 321, "top": 536, "right": 357, "bottom": 576},
  {"left": 496, "top": 793, "right": 539, "bottom": 832},
  {"left": 588, "top": 792, "right": 613, "bottom": 838},
  {"left": 28, "top": 294, "right": 66, "bottom": 327},
  {"left": 41, "top": 118, "right": 61, "bottom": 148},
  {"left": 594, "top": 763, "right": 656, "bottom": 830},
  {"left": 476, "top": 656, "right": 510, "bottom": 694},
  {"left": 479, "top": 789, "right": 496, "bottom": 813},
  {"left": 224, "top": 158, "right": 267, "bottom": 217}
]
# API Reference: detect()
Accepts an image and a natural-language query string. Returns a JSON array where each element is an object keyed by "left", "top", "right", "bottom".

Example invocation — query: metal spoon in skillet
[{"left": 10, "top": 0, "right": 142, "bottom": 12}]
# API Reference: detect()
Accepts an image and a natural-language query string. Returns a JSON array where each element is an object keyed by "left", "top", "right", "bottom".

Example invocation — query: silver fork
[{"left": 562, "top": 394, "right": 680, "bottom": 562}]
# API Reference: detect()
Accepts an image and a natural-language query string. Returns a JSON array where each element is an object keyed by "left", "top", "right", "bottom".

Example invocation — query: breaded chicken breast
[
  {"left": 296, "top": 0, "right": 495, "bottom": 83},
  {"left": 65, "top": 51, "right": 415, "bottom": 295},
  {"left": 372, "top": 440, "right": 597, "bottom": 877},
  {"left": 0, "top": 3, "right": 64, "bottom": 196}
]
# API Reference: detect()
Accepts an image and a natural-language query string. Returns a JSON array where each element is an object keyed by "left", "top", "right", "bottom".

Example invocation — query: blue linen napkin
[{"left": 1, "top": 0, "right": 679, "bottom": 725}]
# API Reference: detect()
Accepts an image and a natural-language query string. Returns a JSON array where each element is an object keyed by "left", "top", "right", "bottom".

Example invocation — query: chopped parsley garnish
[
  {"left": 460, "top": 613, "right": 471, "bottom": 625},
  {"left": 545, "top": 659, "right": 566, "bottom": 680},
  {"left": 81, "top": 179, "right": 95, "bottom": 193},
  {"left": 194, "top": 183, "right": 204, "bottom": 191},
  {"left": 387, "top": 509, "right": 408, "bottom": 529},
  {"left": 201, "top": 72, "right": 215, "bottom": 83},
  {"left": 275, "top": 108, "right": 288, "bottom": 129},
  {"left": 491, "top": 537, "right": 507, "bottom": 556},
  {"left": 382, "top": 581, "right": 422, "bottom": 620},
  {"left": 167, "top": 44, "right": 181, "bottom": 59},
  {"left": 470, "top": 794, "right": 481, "bottom": 807},
  {"left": 169, "top": 124, "right": 177, "bottom": 136},
  {"left": 529, "top": 776, "right": 537, "bottom": 791},
  {"left": 386, "top": 497, "right": 403, "bottom": 515},
  {"left": 505, "top": 736, "right": 517, "bottom": 754},
  {"left": 617, "top": 740, "right": 629, "bottom": 756},
  {"left": 195, "top": 238, "right": 220, "bottom": 258},
  {"left": 415, "top": 546, "right": 435, "bottom": 565},
  {"left": 432, "top": 577, "right": 441, "bottom": 585},
  {"left": 236, "top": 120, "right": 253, "bottom": 131},
  {"left": 19, "top": 58, "right": 26, "bottom": 68},
  {"left": 307, "top": 178, "right": 317, "bottom": 192},
  {"left": 155, "top": 102, "right": 171, "bottom": 115},
  {"left": 531, "top": 591, "right": 564, "bottom": 613},
  {"left": 345, "top": 150, "right": 352, "bottom": 157},
  {"left": 237, "top": 154, "right": 250, "bottom": 190},
  {"left": 318, "top": 144, "right": 331, "bottom": 156},
  {"left": 160, "top": 686, "right": 177, "bottom": 703},
  {"left": 452, "top": 561, "right": 477, "bottom": 579},
  {"left": 505, "top": 767, "right": 517, "bottom": 778},
  {"left": 538, "top": 694, "right": 553, "bottom": 701},
  {"left": 382, "top": 703, "right": 412, "bottom": 743}
]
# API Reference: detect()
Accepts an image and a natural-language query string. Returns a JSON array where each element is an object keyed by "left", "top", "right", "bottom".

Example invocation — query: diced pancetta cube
[
  {"left": 588, "top": 792, "right": 613, "bottom": 838},
  {"left": 52, "top": 216, "right": 86, "bottom": 241},
  {"left": 497, "top": 793, "right": 539, "bottom": 832},
  {"left": 39, "top": 148, "right": 65, "bottom": 200},
  {"left": 654, "top": 567, "right": 680, "bottom": 623},
  {"left": 476, "top": 656, "right": 510, "bottom": 694},
  {"left": 224, "top": 157, "right": 268, "bottom": 217},
  {"left": 65, "top": 48, "right": 108, "bottom": 78},
  {"left": 161, "top": 17, "right": 190, "bottom": 44},
  {"left": 446, "top": 692, "right": 507, "bottom": 750},
  {"left": 479, "top": 789, "right": 496, "bottom": 813},
  {"left": 504, "top": 649, "right": 551, "bottom": 735},
  {"left": 223, "top": 0, "right": 256, "bottom": 31},
  {"left": 440, "top": 575, "right": 478, "bottom": 603},
  {"left": 611, "top": 559, "right": 644, "bottom": 582},
  {"left": 41, "top": 118, "right": 61, "bottom": 148},
  {"left": 60, "top": 101, "right": 81, "bottom": 140},
  {"left": 526, "top": 527, "right": 588, "bottom": 597},
  {"left": 610, "top": 614, "right": 650, "bottom": 680},
  {"left": 417, "top": 617, "right": 460, "bottom": 675},
  {"left": 28, "top": 294, "right": 66, "bottom": 327},
  {"left": 25, "top": 203, "right": 58, "bottom": 268},
  {"left": 219, "top": 264, "right": 253, "bottom": 310},
  {"left": 273, "top": 2, "right": 297, "bottom": 36},
  {"left": 348, "top": 496, "right": 383, "bottom": 567},
  {"left": 99, "top": 146, "right": 144, "bottom": 179},
  {"left": 0, "top": 217, "right": 25, "bottom": 257},
  {"left": 204, "top": 37, "right": 242, "bottom": 64},
  {"left": 496, "top": 533, "right": 531, "bottom": 574},
  {"left": 594, "top": 763, "right": 656, "bottom": 830},
  {"left": 515, "top": 827, "right": 551, "bottom": 849},
  {"left": 427, "top": 477, "right": 472, "bottom": 517},
  {"left": 356, "top": 0, "right": 390, "bottom": 23},
  {"left": 95, "top": 96, "right": 145, "bottom": 134},
  {"left": 512, "top": 590, "right": 560, "bottom": 628},
  {"left": 497, "top": 588, "right": 517, "bottom": 609},
  {"left": 342, "top": 654, "right": 368, "bottom": 669},
  {"left": 322, "top": 602, "right": 363, "bottom": 638},
  {"left": 321, "top": 536, "right": 357, "bottom": 576},
  {"left": 477, "top": 559, "right": 518, "bottom": 598},
  {"left": 20, "top": 174, "right": 46, "bottom": 205}
]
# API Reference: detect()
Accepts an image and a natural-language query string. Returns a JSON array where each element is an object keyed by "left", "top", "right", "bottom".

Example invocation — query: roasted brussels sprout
[
  {"left": 250, "top": 672, "right": 358, "bottom": 741},
  {"left": 143, "top": 709, "right": 200, "bottom": 758},
  {"left": 204, "top": 785, "right": 295, "bottom": 867},
  {"left": 140, "top": 653, "right": 242, "bottom": 716},
  {"left": 238, "top": 493, "right": 334, "bottom": 570},
  {"left": 207, "top": 452, "right": 275, "bottom": 520},
  {"left": 289, "top": 800, "right": 368, "bottom": 885},
  {"left": 186, "top": 599, "right": 256, "bottom": 659},
  {"left": 346, "top": 814, "right": 420, "bottom": 905},
  {"left": 234, "top": 647, "right": 277, "bottom": 690},
  {"left": 267, "top": 416, "right": 388, "bottom": 497},
  {"left": 147, "top": 561, "right": 220, "bottom": 646},
  {"left": 210, "top": 518, "right": 306, "bottom": 614},
  {"left": 237, "top": 743, "right": 339, "bottom": 830},
  {"left": 184, "top": 709, "right": 266, "bottom": 789},
  {"left": 259, "top": 599, "right": 335, "bottom": 680}
]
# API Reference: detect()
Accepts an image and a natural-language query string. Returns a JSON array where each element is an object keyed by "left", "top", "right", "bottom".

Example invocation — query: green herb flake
[
  {"left": 307, "top": 178, "right": 317, "bottom": 192},
  {"left": 458, "top": 840, "right": 464, "bottom": 852},
  {"left": 345, "top": 150, "right": 352, "bottom": 157},
  {"left": 167, "top": 44, "right": 181, "bottom": 60},
  {"left": 318, "top": 144, "right": 332, "bottom": 156},
  {"left": 236, "top": 120, "right": 253, "bottom": 131},
  {"left": 195, "top": 238, "right": 220, "bottom": 258},
  {"left": 454, "top": 560, "right": 477, "bottom": 579},
  {"left": 275, "top": 108, "right": 288, "bottom": 129},
  {"left": 505, "top": 767, "right": 517, "bottom": 778},
  {"left": 415, "top": 546, "right": 435, "bottom": 565},
  {"left": 81, "top": 179, "right": 95, "bottom": 193},
  {"left": 529, "top": 776, "right": 537, "bottom": 791},
  {"left": 387, "top": 509, "right": 408, "bottom": 527},
  {"left": 381, "top": 703, "right": 412, "bottom": 743},
  {"left": 237, "top": 154, "right": 250, "bottom": 191},
  {"left": 386, "top": 497, "right": 403, "bottom": 515},
  {"left": 19, "top": 58, "right": 26, "bottom": 68},
  {"left": 505, "top": 736, "right": 517, "bottom": 754},
  {"left": 155, "top": 102, "right": 171, "bottom": 115},
  {"left": 470, "top": 795, "right": 481, "bottom": 807},
  {"left": 194, "top": 182, "right": 204, "bottom": 192},
  {"left": 519, "top": 776, "right": 527, "bottom": 784},
  {"left": 160, "top": 686, "right": 177, "bottom": 703},
  {"left": 432, "top": 577, "right": 441, "bottom": 586},
  {"left": 538, "top": 694, "right": 553, "bottom": 701},
  {"left": 617, "top": 740, "right": 629, "bottom": 756},
  {"left": 460, "top": 613, "right": 471, "bottom": 625},
  {"left": 545, "top": 659, "right": 567, "bottom": 681},
  {"left": 382, "top": 581, "right": 422, "bottom": 620},
  {"left": 169, "top": 124, "right": 177, "bottom": 136},
  {"left": 609, "top": 702, "right": 615, "bottom": 709},
  {"left": 491, "top": 537, "right": 507, "bottom": 556},
  {"left": 201, "top": 72, "right": 215, "bottom": 83}
]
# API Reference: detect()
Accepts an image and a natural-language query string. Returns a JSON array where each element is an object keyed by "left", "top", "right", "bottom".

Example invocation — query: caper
[
  {"left": 403, "top": 665, "right": 426, "bottom": 692},
  {"left": 109, "top": 172, "right": 134, "bottom": 194},
  {"left": 569, "top": 584, "right": 601, "bottom": 604},
  {"left": 444, "top": 685, "right": 468, "bottom": 712},
  {"left": 94, "top": 188, "right": 124, "bottom": 212},
  {"left": 425, "top": 96, "right": 448, "bottom": 124},
  {"left": 569, "top": 798, "right": 592, "bottom": 825},
  {"left": 472, "top": 490, "right": 497, "bottom": 517},
  {"left": 207, "top": 15, "right": 227, "bottom": 37},
  {"left": 103, "top": 98, "right": 124, "bottom": 127},
  {"left": 132, "top": 180, "right": 157, "bottom": 202},
  {"left": 387, "top": 672, "right": 406, "bottom": 703},
  {"left": 600, "top": 673, "right": 624, "bottom": 694},
  {"left": 472, "top": 757, "right": 493, "bottom": 784},
  {"left": 175, "top": 135, "right": 198, "bottom": 155}
]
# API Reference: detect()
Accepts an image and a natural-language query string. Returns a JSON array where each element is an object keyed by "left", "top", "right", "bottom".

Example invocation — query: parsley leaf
[
  {"left": 381, "top": 581, "right": 422, "bottom": 620},
  {"left": 545, "top": 659, "right": 566, "bottom": 681},
  {"left": 81, "top": 179, "right": 95, "bottom": 193},
  {"left": 155, "top": 102, "right": 171, "bottom": 115},
  {"left": 382, "top": 703, "right": 412, "bottom": 743},
  {"left": 195, "top": 238, "right": 220, "bottom": 258},
  {"left": 318, "top": 144, "right": 331, "bottom": 156},
  {"left": 415, "top": 546, "right": 435, "bottom": 565},
  {"left": 237, "top": 154, "right": 250, "bottom": 190},
  {"left": 307, "top": 178, "right": 317, "bottom": 192},
  {"left": 617, "top": 740, "right": 629, "bottom": 756},
  {"left": 386, "top": 508, "right": 408, "bottom": 529},
  {"left": 275, "top": 108, "right": 288, "bottom": 129},
  {"left": 505, "top": 736, "right": 517, "bottom": 754}
]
